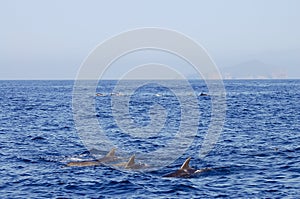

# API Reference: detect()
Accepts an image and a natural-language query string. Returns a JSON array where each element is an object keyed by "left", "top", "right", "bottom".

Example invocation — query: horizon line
[{"left": 0, "top": 78, "right": 299, "bottom": 81}]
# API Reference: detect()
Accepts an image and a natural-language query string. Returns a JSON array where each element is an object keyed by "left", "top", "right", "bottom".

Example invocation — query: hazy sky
[{"left": 1, "top": 0, "right": 300, "bottom": 79}]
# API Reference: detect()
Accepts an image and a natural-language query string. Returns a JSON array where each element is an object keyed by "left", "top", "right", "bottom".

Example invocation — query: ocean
[{"left": 0, "top": 80, "right": 299, "bottom": 198}]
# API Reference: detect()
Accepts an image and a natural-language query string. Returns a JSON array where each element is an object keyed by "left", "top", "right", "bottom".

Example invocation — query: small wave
[{"left": 16, "top": 156, "right": 38, "bottom": 164}]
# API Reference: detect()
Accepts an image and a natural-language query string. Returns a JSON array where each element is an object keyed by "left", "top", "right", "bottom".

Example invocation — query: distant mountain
[{"left": 221, "top": 60, "right": 288, "bottom": 79}]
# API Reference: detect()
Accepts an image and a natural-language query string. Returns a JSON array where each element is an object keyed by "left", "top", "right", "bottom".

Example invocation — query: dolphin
[
  {"left": 66, "top": 148, "right": 118, "bottom": 167},
  {"left": 113, "top": 155, "right": 148, "bottom": 170},
  {"left": 163, "top": 157, "right": 212, "bottom": 178}
]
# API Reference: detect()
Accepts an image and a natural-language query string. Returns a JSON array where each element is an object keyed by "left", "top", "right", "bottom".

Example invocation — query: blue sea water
[{"left": 0, "top": 80, "right": 299, "bottom": 198}]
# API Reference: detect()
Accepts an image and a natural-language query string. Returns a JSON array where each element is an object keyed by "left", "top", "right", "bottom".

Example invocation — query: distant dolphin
[
  {"left": 114, "top": 155, "right": 148, "bottom": 170},
  {"left": 66, "top": 148, "right": 118, "bottom": 167},
  {"left": 163, "top": 157, "right": 212, "bottom": 178}
]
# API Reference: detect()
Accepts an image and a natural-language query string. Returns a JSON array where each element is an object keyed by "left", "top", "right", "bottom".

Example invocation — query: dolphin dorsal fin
[
  {"left": 125, "top": 155, "right": 135, "bottom": 168},
  {"left": 106, "top": 148, "right": 116, "bottom": 157},
  {"left": 180, "top": 157, "right": 191, "bottom": 170}
]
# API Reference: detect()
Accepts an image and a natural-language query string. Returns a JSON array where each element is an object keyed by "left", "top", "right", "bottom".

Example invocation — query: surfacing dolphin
[
  {"left": 114, "top": 155, "right": 149, "bottom": 170},
  {"left": 66, "top": 148, "right": 118, "bottom": 167},
  {"left": 163, "top": 157, "right": 212, "bottom": 178}
]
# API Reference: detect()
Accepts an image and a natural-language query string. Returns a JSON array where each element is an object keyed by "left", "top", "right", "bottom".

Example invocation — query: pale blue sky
[{"left": 1, "top": 0, "right": 300, "bottom": 79}]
